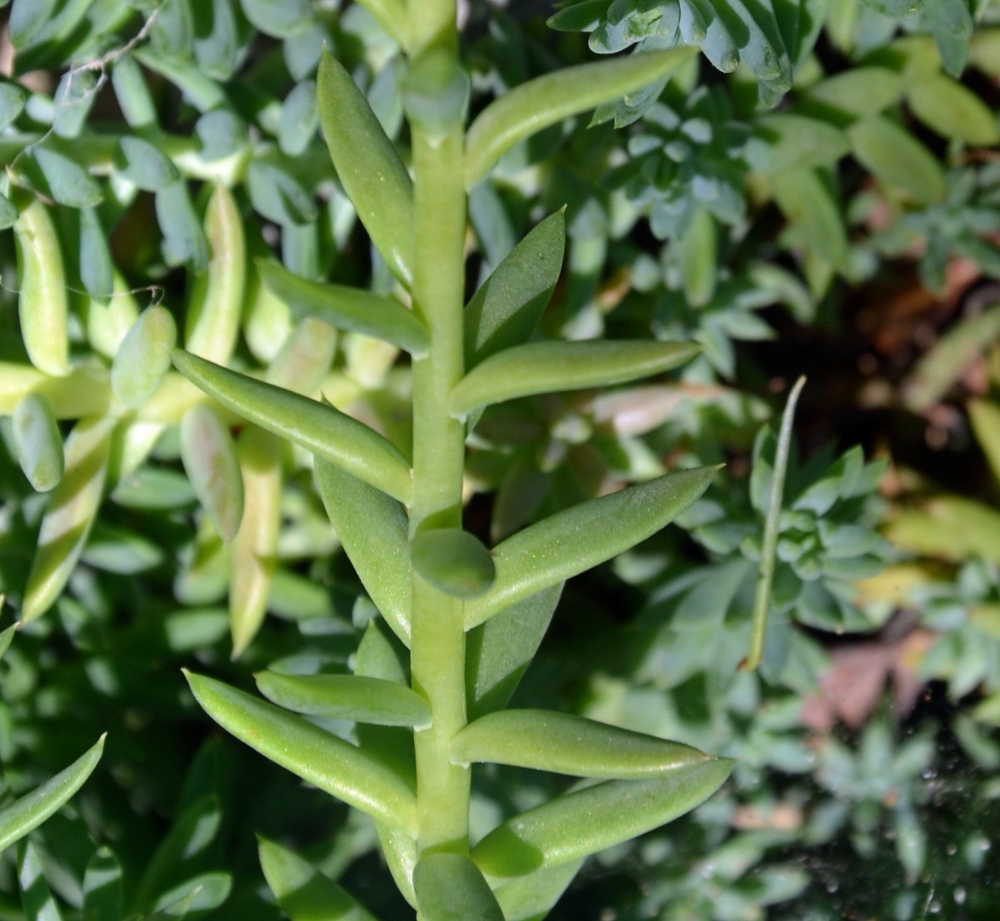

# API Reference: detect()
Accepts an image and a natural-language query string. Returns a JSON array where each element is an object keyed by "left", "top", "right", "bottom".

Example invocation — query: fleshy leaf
[
  {"left": 465, "top": 466, "right": 716, "bottom": 628},
  {"left": 12, "top": 393, "right": 64, "bottom": 492},
  {"left": 22, "top": 417, "right": 115, "bottom": 623},
  {"left": 410, "top": 529, "right": 495, "bottom": 599},
  {"left": 256, "top": 672, "right": 431, "bottom": 728},
  {"left": 471, "top": 758, "right": 733, "bottom": 877},
  {"left": 115, "top": 136, "right": 181, "bottom": 191},
  {"left": 257, "top": 258, "right": 429, "bottom": 356},
  {"left": 452, "top": 710, "right": 708, "bottom": 778},
  {"left": 258, "top": 838, "right": 379, "bottom": 921},
  {"left": 449, "top": 340, "right": 702, "bottom": 419},
  {"left": 493, "top": 862, "right": 584, "bottom": 921},
  {"left": 180, "top": 405, "right": 244, "bottom": 543},
  {"left": 466, "top": 584, "right": 563, "bottom": 721},
  {"left": 318, "top": 51, "right": 414, "bottom": 284},
  {"left": 185, "top": 672, "right": 418, "bottom": 834},
  {"left": 847, "top": 114, "right": 946, "bottom": 205},
  {"left": 0, "top": 735, "right": 105, "bottom": 853},
  {"left": 465, "top": 209, "right": 565, "bottom": 368},
  {"left": 464, "top": 47, "right": 696, "bottom": 187},
  {"left": 0, "top": 364, "right": 109, "bottom": 419},
  {"left": 172, "top": 351, "right": 412, "bottom": 504},
  {"left": 315, "top": 461, "right": 412, "bottom": 645},
  {"left": 112, "top": 306, "right": 178, "bottom": 409},
  {"left": 414, "top": 854, "right": 504, "bottom": 921}
]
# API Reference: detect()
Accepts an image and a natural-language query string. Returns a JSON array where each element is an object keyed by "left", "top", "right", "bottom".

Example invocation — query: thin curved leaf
[
  {"left": 452, "top": 710, "right": 708, "bottom": 778},
  {"left": 0, "top": 735, "right": 105, "bottom": 853},
  {"left": 465, "top": 47, "right": 696, "bottom": 187},
  {"left": 172, "top": 351, "right": 412, "bottom": 504},
  {"left": 449, "top": 340, "right": 702, "bottom": 419},
  {"left": 465, "top": 466, "right": 716, "bottom": 628},
  {"left": 471, "top": 758, "right": 733, "bottom": 877},
  {"left": 257, "top": 259, "right": 429, "bottom": 356},
  {"left": 256, "top": 672, "right": 431, "bottom": 728},
  {"left": 185, "top": 672, "right": 418, "bottom": 834},
  {"left": 413, "top": 853, "right": 504, "bottom": 921}
]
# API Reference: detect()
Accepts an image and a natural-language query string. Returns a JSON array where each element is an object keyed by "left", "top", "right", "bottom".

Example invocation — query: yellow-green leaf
[
  {"left": 413, "top": 854, "right": 504, "bottom": 921},
  {"left": 847, "top": 115, "right": 946, "bottom": 204},
  {"left": 907, "top": 74, "right": 1000, "bottom": 146}
]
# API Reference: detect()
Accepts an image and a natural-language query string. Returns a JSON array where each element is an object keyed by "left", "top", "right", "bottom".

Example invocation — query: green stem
[
  {"left": 407, "top": 0, "right": 458, "bottom": 55},
  {"left": 408, "top": 106, "right": 469, "bottom": 852},
  {"left": 747, "top": 375, "right": 806, "bottom": 671}
]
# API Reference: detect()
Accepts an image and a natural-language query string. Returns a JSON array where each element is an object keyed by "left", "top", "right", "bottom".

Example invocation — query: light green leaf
[
  {"left": 22, "top": 417, "right": 115, "bottom": 623},
  {"left": 0, "top": 735, "right": 105, "bottom": 853},
  {"left": 172, "top": 351, "right": 412, "bottom": 503},
  {"left": 802, "top": 67, "right": 904, "bottom": 118},
  {"left": 352, "top": 0, "right": 406, "bottom": 46},
  {"left": 82, "top": 272, "right": 139, "bottom": 358},
  {"left": 471, "top": 758, "right": 733, "bottom": 877},
  {"left": 771, "top": 168, "right": 849, "bottom": 272},
  {"left": 77, "top": 207, "right": 113, "bottom": 302},
  {"left": 493, "top": 862, "right": 583, "bottom": 921},
  {"left": 180, "top": 405, "right": 244, "bottom": 543},
  {"left": 256, "top": 672, "right": 431, "bottom": 728},
  {"left": 375, "top": 823, "right": 417, "bottom": 908},
  {"left": 465, "top": 466, "right": 716, "bottom": 628},
  {"left": 18, "top": 841, "right": 62, "bottom": 921},
  {"left": 679, "top": 206, "right": 716, "bottom": 307},
  {"left": 115, "top": 136, "right": 180, "bottom": 191},
  {"left": 746, "top": 114, "right": 850, "bottom": 175},
  {"left": 259, "top": 838, "right": 379, "bottom": 921},
  {"left": 111, "top": 467, "right": 196, "bottom": 510},
  {"left": 0, "top": 364, "right": 109, "bottom": 419},
  {"left": 414, "top": 853, "right": 504, "bottom": 921},
  {"left": 246, "top": 161, "right": 318, "bottom": 226},
  {"left": 907, "top": 74, "right": 1000, "bottom": 146},
  {"left": 153, "top": 874, "right": 232, "bottom": 915},
  {"left": 14, "top": 195, "right": 69, "bottom": 377},
  {"left": 8, "top": 0, "right": 58, "bottom": 49},
  {"left": 185, "top": 672, "right": 418, "bottom": 834},
  {"left": 315, "top": 462, "right": 411, "bottom": 644},
  {"left": 194, "top": 0, "right": 239, "bottom": 80},
  {"left": 83, "top": 847, "right": 123, "bottom": 921},
  {"left": 847, "top": 114, "right": 946, "bottom": 204},
  {"left": 884, "top": 496, "right": 1000, "bottom": 564},
  {"left": 0, "top": 81, "right": 26, "bottom": 131},
  {"left": 279, "top": 80, "right": 319, "bottom": 156},
  {"left": 112, "top": 306, "right": 178, "bottom": 409},
  {"left": 402, "top": 47, "right": 471, "bottom": 139},
  {"left": 453, "top": 710, "right": 709, "bottom": 778},
  {"left": 449, "top": 341, "right": 702, "bottom": 419},
  {"left": 112, "top": 55, "right": 157, "bottom": 128},
  {"left": 150, "top": 0, "right": 194, "bottom": 59},
  {"left": 156, "top": 181, "right": 209, "bottom": 272},
  {"left": 465, "top": 209, "right": 565, "bottom": 367},
  {"left": 411, "top": 529, "right": 495, "bottom": 599},
  {"left": 969, "top": 400, "right": 1000, "bottom": 485},
  {"left": 12, "top": 393, "right": 63, "bottom": 492},
  {"left": 318, "top": 51, "right": 414, "bottom": 285},
  {"left": 466, "top": 584, "right": 562, "bottom": 721},
  {"left": 30, "top": 147, "right": 102, "bottom": 208},
  {"left": 257, "top": 258, "right": 429, "bottom": 356},
  {"left": 0, "top": 626, "right": 14, "bottom": 663},
  {"left": 465, "top": 47, "right": 695, "bottom": 187},
  {"left": 185, "top": 184, "right": 245, "bottom": 365},
  {"left": 240, "top": 0, "right": 311, "bottom": 37},
  {"left": 266, "top": 317, "right": 337, "bottom": 395}
]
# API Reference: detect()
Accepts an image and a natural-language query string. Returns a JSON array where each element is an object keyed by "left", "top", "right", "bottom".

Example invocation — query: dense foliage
[{"left": 0, "top": 0, "right": 999, "bottom": 919}]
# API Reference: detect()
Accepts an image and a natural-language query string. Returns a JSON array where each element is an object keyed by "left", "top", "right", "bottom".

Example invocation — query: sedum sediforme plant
[{"left": 161, "top": 3, "right": 741, "bottom": 915}]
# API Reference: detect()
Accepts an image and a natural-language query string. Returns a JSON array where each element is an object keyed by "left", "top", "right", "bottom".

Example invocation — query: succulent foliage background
[{"left": 0, "top": 0, "right": 998, "bottom": 919}]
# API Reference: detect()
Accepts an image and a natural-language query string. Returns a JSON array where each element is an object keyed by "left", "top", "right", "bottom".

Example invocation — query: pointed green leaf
[
  {"left": 83, "top": 848, "right": 123, "bottom": 921},
  {"left": 77, "top": 207, "right": 114, "bottom": 302},
  {"left": 772, "top": 168, "right": 849, "bottom": 273},
  {"left": 257, "top": 258, "right": 429, "bottom": 356},
  {"left": 112, "top": 307, "right": 178, "bottom": 409},
  {"left": 185, "top": 184, "right": 246, "bottom": 365},
  {"left": 173, "top": 351, "right": 412, "bottom": 503},
  {"left": 112, "top": 55, "right": 157, "bottom": 128},
  {"left": 153, "top": 874, "right": 232, "bottom": 915},
  {"left": 465, "top": 209, "right": 565, "bottom": 368},
  {"left": 0, "top": 735, "right": 105, "bottom": 853},
  {"left": 0, "top": 626, "right": 15, "bottom": 663},
  {"left": 847, "top": 114, "right": 945, "bottom": 204},
  {"left": 240, "top": 0, "right": 311, "bottom": 37},
  {"left": 466, "top": 584, "right": 562, "bottom": 721},
  {"left": 256, "top": 672, "right": 431, "bottom": 728},
  {"left": 471, "top": 758, "right": 733, "bottom": 878},
  {"left": 411, "top": 529, "right": 495, "bottom": 599},
  {"left": 30, "top": 147, "right": 103, "bottom": 208},
  {"left": 259, "top": 838, "right": 379, "bottom": 921},
  {"left": 12, "top": 393, "right": 64, "bottom": 492},
  {"left": 18, "top": 841, "right": 62, "bottom": 921},
  {"left": 452, "top": 710, "right": 709, "bottom": 778},
  {"left": 185, "top": 672, "right": 417, "bottom": 833},
  {"left": 0, "top": 81, "right": 26, "bottom": 132},
  {"left": 493, "top": 862, "right": 582, "bottom": 921},
  {"left": 279, "top": 80, "right": 319, "bottom": 156},
  {"left": 679, "top": 206, "right": 716, "bottom": 307},
  {"left": 52, "top": 70, "right": 97, "bottom": 139},
  {"left": 156, "top": 181, "right": 209, "bottom": 272},
  {"left": 194, "top": 0, "right": 240, "bottom": 81},
  {"left": 180, "top": 405, "right": 244, "bottom": 543},
  {"left": 246, "top": 161, "right": 318, "bottom": 226},
  {"left": 414, "top": 854, "right": 503, "bottom": 921},
  {"left": 465, "top": 466, "right": 716, "bottom": 628},
  {"left": 376, "top": 823, "right": 417, "bottom": 908},
  {"left": 465, "top": 48, "right": 696, "bottom": 187},
  {"left": 969, "top": 400, "right": 1000, "bottom": 485},
  {"left": 115, "top": 136, "right": 181, "bottom": 191},
  {"left": 802, "top": 67, "right": 904, "bottom": 118},
  {"left": 315, "top": 461, "right": 412, "bottom": 645},
  {"left": 229, "top": 426, "right": 281, "bottom": 658},
  {"left": 907, "top": 74, "right": 1000, "bottom": 146},
  {"left": 318, "top": 51, "right": 414, "bottom": 285},
  {"left": 14, "top": 195, "right": 69, "bottom": 377},
  {"left": 450, "top": 340, "right": 701, "bottom": 419},
  {"left": 22, "top": 417, "right": 115, "bottom": 623}
]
